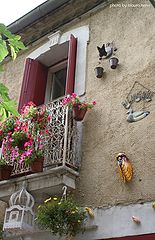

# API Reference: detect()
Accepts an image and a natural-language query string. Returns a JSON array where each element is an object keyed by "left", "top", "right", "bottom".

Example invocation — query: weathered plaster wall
[
  {"left": 76, "top": 0, "right": 155, "bottom": 207},
  {"left": 0, "top": 0, "right": 155, "bottom": 209}
]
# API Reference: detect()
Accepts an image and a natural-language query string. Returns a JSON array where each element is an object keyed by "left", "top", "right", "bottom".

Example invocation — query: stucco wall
[
  {"left": 76, "top": 0, "right": 155, "bottom": 207},
  {"left": 0, "top": 0, "right": 155, "bottom": 209}
]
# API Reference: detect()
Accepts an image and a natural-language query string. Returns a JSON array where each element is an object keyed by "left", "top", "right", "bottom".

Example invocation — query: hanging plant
[
  {"left": 36, "top": 196, "right": 88, "bottom": 236},
  {"left": 62, "top": 93, "right": 96, "bottom": 121}
]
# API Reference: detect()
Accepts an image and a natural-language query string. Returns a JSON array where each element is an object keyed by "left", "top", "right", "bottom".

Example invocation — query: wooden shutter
[
  {"left": 18, "top": 58, "right": 48, "bottom": 112},
  {"left": 65, "top": 34, "right": 77, "bottom": 95}
]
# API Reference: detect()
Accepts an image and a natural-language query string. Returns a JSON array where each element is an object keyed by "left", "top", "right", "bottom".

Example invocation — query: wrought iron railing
[{"left": 10, "top": 97, "right": 80, "bottom": 177}]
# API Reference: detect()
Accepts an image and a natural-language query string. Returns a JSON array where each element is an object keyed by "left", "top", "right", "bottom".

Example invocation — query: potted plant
[
  {"left": 0, "top": 116, "right": 17, "bottom": 146},
  {"left": 0, "top": 158, "right": 13, "bottom": 180},
  {"left": 62, "top": 93, "right": 96, "bottom": 121},
  {"left": 1, "top": 102, "right": 50, "bottom": 175},
  {"left": 36, "top": 196, "right": 88, "bottom": 236}
]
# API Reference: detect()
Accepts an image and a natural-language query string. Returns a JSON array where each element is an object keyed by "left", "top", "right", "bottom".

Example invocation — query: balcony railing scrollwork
[{"left": 10, "top": 97, "right": 80, "bottom": 177}]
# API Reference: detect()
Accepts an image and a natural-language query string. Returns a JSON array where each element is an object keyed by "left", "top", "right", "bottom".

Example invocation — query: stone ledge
[{"left": 0, "top": 166, "right": 79, "bottom": 203}]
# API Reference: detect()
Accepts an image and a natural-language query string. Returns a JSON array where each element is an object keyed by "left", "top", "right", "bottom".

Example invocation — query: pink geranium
[
  {"left": 1, "top": 102, "right": 50, "bottom": 166},
  {"left": 62, "top": 93, "right": 96, "bottom": 110}
]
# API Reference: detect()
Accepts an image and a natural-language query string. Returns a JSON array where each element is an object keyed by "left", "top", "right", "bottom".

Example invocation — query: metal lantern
[{"left": 3, "top": 186, "right": 35, "bottom": 234}]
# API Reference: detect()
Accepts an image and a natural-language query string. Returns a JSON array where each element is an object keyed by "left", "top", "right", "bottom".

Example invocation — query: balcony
[{"left": 0, "top": 98, "right": 81, "bottom": 203}]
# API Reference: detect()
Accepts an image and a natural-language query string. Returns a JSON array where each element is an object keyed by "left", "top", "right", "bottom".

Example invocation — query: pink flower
[
  {"left": 45, "top": 129, "right": 49, "bottom": 134},
  {"left": 92, "top": 100, "right": 97, "bottom": 105},
  {"left": 39, "top": 144, "right": 43, "bottom": 150},
  {"left": 71, "top": 93, "right": 77, "bottom": 98},
  {"left": 25, "top": 149, "right": 33, "bottom": 156}
]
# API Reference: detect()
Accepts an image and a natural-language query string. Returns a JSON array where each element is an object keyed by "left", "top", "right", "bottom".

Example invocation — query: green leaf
[
  {"left": 8, "top": 38, "right": 26, "bottom": 50},
  {"left": 0, "top": 105, "right": 7, "bottom": 122},
  {"left": 0, "top": 39, "right": 8, "bottom": 62},
  {"left": 0, "top": 83, "right": 10, "bottom": 101},
  {"left": 0, "top": 23, "right": 27, "bottom": 63},
  {"left": 0, "top": 101, "right": 18, "bottom": 118},
  {"left": 0, "top": 23, "right": 14, "bottom": 39},
  {"left": 10, "top": 45, "right": 17, "bottom": 60}
]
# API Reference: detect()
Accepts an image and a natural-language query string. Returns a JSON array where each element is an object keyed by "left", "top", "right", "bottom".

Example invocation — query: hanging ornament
[{"left": 116, "top": 152, "right": 133, "bottom": 183}]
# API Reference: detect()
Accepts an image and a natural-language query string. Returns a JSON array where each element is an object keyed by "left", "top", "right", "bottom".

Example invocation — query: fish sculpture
[{"left": 116, "top": 152, "right": 133, "bottom": 183}]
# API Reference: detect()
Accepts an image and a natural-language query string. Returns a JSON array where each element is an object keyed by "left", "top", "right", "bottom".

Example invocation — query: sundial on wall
[{"left": 122, "top": 81, "right": 154, "bottom": 123}]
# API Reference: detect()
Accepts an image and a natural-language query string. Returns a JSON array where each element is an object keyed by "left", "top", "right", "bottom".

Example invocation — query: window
[
  {"left": 18, "top": 26, "right": 89, "bottom": 111},
  {"left": 47, "top": 60, "right": 67, "bottom": 101}
]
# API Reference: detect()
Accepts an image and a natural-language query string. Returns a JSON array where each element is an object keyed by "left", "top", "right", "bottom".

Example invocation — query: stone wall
[{"left": 0, "top": 0, "right": 155, "bottom": 209}]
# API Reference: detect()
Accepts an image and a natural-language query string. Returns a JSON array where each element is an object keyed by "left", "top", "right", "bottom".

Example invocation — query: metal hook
[{"left": 61, "top": 186, "right": 67, "bottom": 201}]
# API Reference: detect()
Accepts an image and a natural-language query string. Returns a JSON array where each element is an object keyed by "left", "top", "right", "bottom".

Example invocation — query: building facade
[{"left": 0, "top": 0, "right": 155, "bottom": 239}]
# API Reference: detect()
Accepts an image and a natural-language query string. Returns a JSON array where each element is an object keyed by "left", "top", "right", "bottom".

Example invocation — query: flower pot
[
  {"left": 0, "top": 165, "right": 13, "bottom": 180},
  {"left": 109, "top": 57, "right": 119, "bottom": 69},
  {"left": 30, "top": 157, "right": 44, "bottom": 173},
  {"left": 94, "top": 67, "right": 104, "bottom": 78},
  {"left": 73, "top": 106, "right": 87, "bottom": 121}
]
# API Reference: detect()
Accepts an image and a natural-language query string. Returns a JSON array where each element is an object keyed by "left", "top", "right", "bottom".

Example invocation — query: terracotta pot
[
  {"left": 109, "top": 57, "right": 119, "bottom": 69},
  {"left": 30, "top": 157, "right": 44, "bottom": 173},
  {"left": 73, "top": 106, "right": 87, "bottom": 121},
  {"left": 0, "top": 165, "right": 13, "bottom": 180}
]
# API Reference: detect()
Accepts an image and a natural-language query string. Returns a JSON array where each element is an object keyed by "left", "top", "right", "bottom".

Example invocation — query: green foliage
[
  {"left": 0, "top": 23, "right": 26, "bottom": 63},
  {"left": 0, "top": 83, "right": 19, "bottom": 122},
  {"left": 0, "top": 158, "right": 7, "bottom": 167},
  {"left": 0, "top": 116, "right": 16, "bottom": 141},
  {"left": 0, "top": 23, "right": 26, "bottom": 122},
  {"left": 36, "top": 197, "right": 87, "bottom": 236},
  {"left": 11, "top": 131, "right": 27, "bottom": 147}
]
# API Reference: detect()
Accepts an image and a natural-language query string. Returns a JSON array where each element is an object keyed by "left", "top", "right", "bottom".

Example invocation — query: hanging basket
[
  {"left": 73, "top": 106, "right": 87, "bottom": 121},
  {"left": 0, "top": 165, "right": 13, "bottom": 180},
  {"left": 30, "top": 157, "right": 44, "bottom": 173}
]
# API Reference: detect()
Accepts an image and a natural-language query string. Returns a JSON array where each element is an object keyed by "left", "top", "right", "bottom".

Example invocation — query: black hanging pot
[
  {"left": 109, "top": 57, "right": 119, "bottom": 69},
  {"left": 94, "top": 66, "right": 104, "bottom": 78}
]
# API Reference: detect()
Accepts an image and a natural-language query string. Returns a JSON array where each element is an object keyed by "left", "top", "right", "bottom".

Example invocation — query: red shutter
[
  {"left": 18, "top": 58, "right": 48, "bottom": 112},
  {"left": 65, "top": 34, "right": 77, "bottom": 95}
]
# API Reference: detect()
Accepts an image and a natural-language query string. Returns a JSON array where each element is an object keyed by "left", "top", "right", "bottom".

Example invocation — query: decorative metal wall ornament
[
  {"left": 116, "top": 152, "right": 133, "bottom": 183},
  {"left": 96, "top": 41, "right": 119, "bottom": 72},
  {"left": 122, "top": 81, "right": 154, "bottom": 123},
  {"left": 3, "top": 183, "right": 35, "bottom": 235},
  {"left": 94, "top": 66, "right": 104, "bottom": 78},
  {"left": 97, "top": 42, "right": 117, "bottom": 60},
  {"left": 109, "top": 56, "right": 119, "bottom": 69},
  {"left": 97, "top": 43, "right": 113, "bottom": 59}
]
